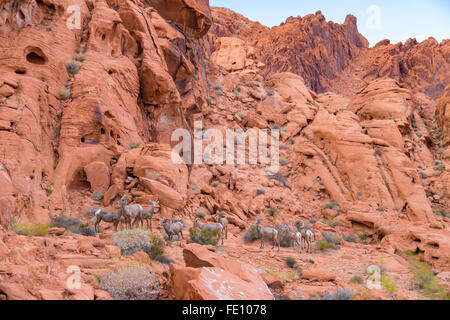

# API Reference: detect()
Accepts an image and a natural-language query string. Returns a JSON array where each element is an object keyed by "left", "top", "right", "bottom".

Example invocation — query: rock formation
[{"left": 0, "top": 0, "right": 448, "bottom": 300}]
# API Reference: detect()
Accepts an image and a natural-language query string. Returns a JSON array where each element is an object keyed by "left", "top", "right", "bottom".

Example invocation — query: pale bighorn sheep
[
  {"left": 293, "top": 220, "right": 314, "bottom": 253},
  {"left": 139, "top": 200, "right": 159, "bottom": 231},
  {"left": 254, "top": 219, "right": 280, "bottom": 252},
  {"left": 193, "top": 218, "right": 224, "bottom": 245},
  {"left": 214, "top": 212, "right": 228, "bottom": 240},
  {"left": 117, "top": 195, "right": 143, "bottom": 229},
  {"left": 90, "top": 209, "right": 122, "bottom": 233},
  {"left": 281, "top": 224, "right": 302, "bottom": 252},
  {"left": 159, "top": 218, "right": 186, "bottom": 242}
]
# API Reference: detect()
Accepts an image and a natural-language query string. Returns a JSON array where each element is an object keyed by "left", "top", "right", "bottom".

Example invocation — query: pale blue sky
[{"left": 210, "top": 0, "right": 450, "bottom": 47}]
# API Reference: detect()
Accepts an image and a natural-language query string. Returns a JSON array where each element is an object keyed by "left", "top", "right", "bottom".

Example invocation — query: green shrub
[
  {"left": 75, "top": 52, "right": 86, "bottom": 62},
  {"left": 11, "top": 219, "right": 49, "bottom": 237},
  {"left": 317, "top": 239, "right": 331, "bottom": 251},
  {"left": 147, "top": 234, "right": 165, "bottom": 262},
  {"left": 326, "top": 217, "right": 340, "bottom": 228},
  {"left": 99, "top": 265, "right": 160, "bottom": 300},
  {"left": 285, "top": 257, "right": 297, "bottom": 269},
  {"left": 322, "top": 232, "right": 340, "bottom": 247},
  {"left": 189, "top": 228, "right": 220, "bottom": 246},
  {"left": 58, "top": 87, "right": 71, "bottom": 100},
  {"left": 407, "top": 252, "right": 449, "bottom": 300},
  {"left": 268, "top": 207, "right": 278, "bottom": 216},
  {"left": 128, "top": 142, "right": 141, "bottom": 150},
  {"left": 65, "top": 61, "right": 79, "bottom": 74},
  {"left": 357, "top": 229, "right": 369, "bottom": 241},
  {"left": 243, "top": 225, "right": 260, "bottom": 243},
  {"left": 323, "top": 201, "right": 340, "bottom": 211}
]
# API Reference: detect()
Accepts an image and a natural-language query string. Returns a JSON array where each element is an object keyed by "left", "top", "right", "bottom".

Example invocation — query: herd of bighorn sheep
[{"left": 90, "top": 195, "right": 315, "bottom": 253}]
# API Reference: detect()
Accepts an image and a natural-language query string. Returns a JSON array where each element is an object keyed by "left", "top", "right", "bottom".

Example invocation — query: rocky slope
[
  {"left": 0, "top": 0, "right": 449, "bottom": 300},
  {"left": 210, "top": 7, "right": 450, "bottom": 99}
]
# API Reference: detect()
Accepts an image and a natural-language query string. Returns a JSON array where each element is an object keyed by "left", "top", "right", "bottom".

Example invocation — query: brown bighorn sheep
[
  {"left": 117, "top": 195, "right": 143, "bottom": 229},
  {"left": 281, "top": 224, "right": 302, "bottom": 252},
  {"left": 214, "top": 212, "right": 228, "bottom": 240},
  {"left": 159, "top": 218, "right": 185, "bottom": 242},
  {"left": 254, "top": 219, "right": 280, "bottom": 252},
  {"left": 90, "top": 209, "right": 122, "bottom": 232},
  {"left": 193, "top": 219, "right": 224, "bottom": 245},
  {"left": 139, "top": 200, "right": 159, "bottom": 231},
  {"left": 293, "top": 221, "right": 314, "bottom": 253}
]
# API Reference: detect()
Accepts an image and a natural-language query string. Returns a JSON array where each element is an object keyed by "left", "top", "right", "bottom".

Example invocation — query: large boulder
[{"left": 169, "top": 244, "right": 274, "bottom": 300}]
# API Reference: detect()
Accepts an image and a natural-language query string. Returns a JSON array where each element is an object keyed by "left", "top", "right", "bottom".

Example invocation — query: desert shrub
[
  {"left": 377, "top": 206, "right": 386, "bottom": 212},
  {"left": 51, "top": 215, "right": 86, "bottom": 234},
  {"left": 343, "top": 234, "right": 358, "bottom": 243},
  {"left": 310, "top": 218, "right": 317, "bottom": 224},
  {"left": 357, "top": 229, "right": 369, "bottom": 241},
  {"left": 256, "top": 188, "right": 266, "bottom": 196},
  {"left": 211, "top": 181, "right": 219, "bottom": 187},
  {"left": 65, "top": 61, "right": 79, "bottom": 74},
  {"left": 407, "top": 252, "right": 449, "bottom": 300},
  {"left": 189, "top": 228, "right": 220, "bottom": 246},
  {"left": 147, "top": 234, "right": 165, "bottom": 262},
  {"left": 206, "top": 97, "right": 212, "bottom": 105},
  {"left": 236, "top": 111, "right": 246, "bottom": 119},
  {"left": 75, "top": 52, "right": 86, "bottom": 62},
  {"left": 279, "top": 157, "right": 289, "bottom": 166},
  {"left": 317, "top": 288, "right": 354, "bottom": 300},
  {"left": 11, "top": 219, "right": 49, "bottom": 237},
  {"left": 434, "top": 165, "right": 445, "bottom": 172},
  {"left": 324, "top": 201, "right": 340, "bottom": 211},
  {"left": 326, "top": 217, "right": 340, "bottom": 228},
  {"left": 269, "top": 172, "right": 289, "bottom": 187},
  {"left": 316, "top": 239, "right": 331, "bottom": 251},
  {"left": 213, "top": 84, "right": 223, "bottom": 91},
  {"left": 350, "top": 275, "right": 364, "bottom": 284},
  {"left": 268, "top": 207, "right": 278, "bottom": 216},
  {"left": 80, "top": 226, "right": 96, "bottom": 237},
  {"left": 195, "top": 209, "right": 207, "bottom": 219},
  {"left": 289, "top": 138, "right": 295, "bottom": 145},
  {"left": 58, "top": 87, "right": 71, "bottom": 100},
  {"left": 265, "top": 88, "right": 274, "bottom": 96},
  {"left": 420, "top": 172, "right": 428, "bottom": 179},
  {"left": 128, "top": 142, "right": 141, "bottom": 149},
  {"left": 99, "top": 265, "right": 160, "bottom": 300},
  {"left": 320, "top": 231, "right": 341, "bottom": 249},
  {"left": 243, "top": 225, "right": 260, "bottom": 243},
  {"left": 112, "top": 229, "right": 165, "bottom": 261},
  {"left": 285, "top": 257, "right": 297, "bottom": 269},
  {"left": 437, "top": 147, "right": 446, "bottom": 155}
]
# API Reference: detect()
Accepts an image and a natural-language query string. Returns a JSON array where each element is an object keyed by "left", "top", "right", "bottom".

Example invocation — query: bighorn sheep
[
  {"left": 139, "top": 200, "right": 159, "bottom": 231},
  {"left": 214, "top": 212, "right": 228, "bottom": 240},
  {"left": 193, "top": 219, "right": 224, "bottom": 245},
  {"left": 159, "top": 218, "right": 186, "bottom": 242},
  {"left": 293, "top": 221, "right": 314, "bottom": 253},
  {"left": 117, "top": 195, "right": 143, "bottom": 229},
  {"left": 281, "top": 224, "right": 302, "bottom": 252},
  {"left": 254, "top": 219, "right": 280, "bottom": 252},
  {"left": 90, "top": 209, "right": 122, "bottom": 232}
]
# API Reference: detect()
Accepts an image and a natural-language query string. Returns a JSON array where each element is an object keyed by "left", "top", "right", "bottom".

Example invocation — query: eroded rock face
[{"left": 437, "top": 84, "right": 450, "bottom": 145}]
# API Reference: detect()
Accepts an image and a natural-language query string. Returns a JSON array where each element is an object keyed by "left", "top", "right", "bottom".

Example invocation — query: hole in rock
[
  {"left": 102, "top": 34, "right": 106, "bottom": 41},
  {"left": 25, "top": 47, "right": 47, "bottom": 65},
  {"left": 81, "top": 137, "right": 85, "bottom": 143},
  {"left": 15, "top": 69, "right": 26, "bottom": 75},
  {"left": 100, "top": 128, "right": 105, "bottom": 135}
]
